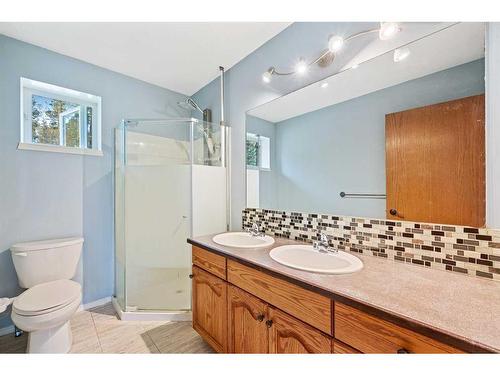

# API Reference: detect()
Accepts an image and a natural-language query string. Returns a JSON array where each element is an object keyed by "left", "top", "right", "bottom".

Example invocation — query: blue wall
[
  {"left": 270, "top": 60, "right": 485, "bottom": 217},
  {"left": 0, "top": 34, "right": 189, "bottom": 329}
]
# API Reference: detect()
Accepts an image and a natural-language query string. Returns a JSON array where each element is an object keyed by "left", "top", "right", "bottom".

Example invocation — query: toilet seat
[
  {"left": 13, "top": 280, "right": 81, "bottom": 316},
  {"left": 11, "top": 280, "right": 82, "bottom": 332}
]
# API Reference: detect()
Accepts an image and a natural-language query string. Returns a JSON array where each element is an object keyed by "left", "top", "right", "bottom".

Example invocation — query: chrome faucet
[
  {"left": 313, "top": 231, "right": 337, "bottom": 253},
  {"left": 247, "top": 223, "right": 265, "bottom": 237}
]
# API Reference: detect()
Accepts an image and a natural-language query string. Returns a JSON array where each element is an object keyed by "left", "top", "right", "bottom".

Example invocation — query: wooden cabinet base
[{"left": 191, "top": 246, "right": 470, "bottom": 354}]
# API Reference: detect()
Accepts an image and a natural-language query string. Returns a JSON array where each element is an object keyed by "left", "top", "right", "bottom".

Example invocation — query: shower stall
[{"left": 114, "top": 117, "right": 226, "bottom": 319}]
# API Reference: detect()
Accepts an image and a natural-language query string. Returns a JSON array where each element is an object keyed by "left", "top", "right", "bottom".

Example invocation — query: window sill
[{"left": 17, "top": 142, "right": 103, "bottom": 157}]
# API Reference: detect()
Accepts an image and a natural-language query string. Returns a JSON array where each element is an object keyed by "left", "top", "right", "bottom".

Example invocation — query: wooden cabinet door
[
  {"left": 385, "top": 94, "right": 485, "bottom": 227},
  {"left": 267, "top": 307, "right": 331, "bottom": 354},
  {"left": 227, "top": 285, "right": 269, "bottom": 353},
  {"left": 192, "top": 266, "right": 227, "bottom": 352}
]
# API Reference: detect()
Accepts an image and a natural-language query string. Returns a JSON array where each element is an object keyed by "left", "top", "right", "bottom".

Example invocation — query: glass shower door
[{"left": 116, "top": 119, "right": 193, "bottom": 312}]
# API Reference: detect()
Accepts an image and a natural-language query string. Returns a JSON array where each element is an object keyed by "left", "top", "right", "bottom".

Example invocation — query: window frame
[
  {"left": 246, "top": 132, "right": 271, "bottom": 171},
  {"left": 18, "top": 77, "right": 103, "bottom": 156}
]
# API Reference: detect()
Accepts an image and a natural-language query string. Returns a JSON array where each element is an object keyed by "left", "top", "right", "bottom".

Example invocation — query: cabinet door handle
[
  {"left": 256, "top": 313, "right": 265, "bottom": 322},
  {"left": 188, "top": 274, "right": 194, "bottom": 279},
  {"left": 397, "top": 348, "right": 410, "bottom": 354},
  {"left": 265, "top": 319, "right": 273, "bottom": 328},
  {"left": 389, "top": 208, "right": 404, "bottom": 218}
]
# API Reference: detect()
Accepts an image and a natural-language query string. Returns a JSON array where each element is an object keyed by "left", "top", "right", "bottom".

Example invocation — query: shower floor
[{"left": 126, "top": 267, "right": 191, "bottom": 311}]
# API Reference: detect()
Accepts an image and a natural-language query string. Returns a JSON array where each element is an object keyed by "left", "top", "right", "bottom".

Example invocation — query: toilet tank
[{"left": 10, "top": 237, "right": 83, "bottom": 288}]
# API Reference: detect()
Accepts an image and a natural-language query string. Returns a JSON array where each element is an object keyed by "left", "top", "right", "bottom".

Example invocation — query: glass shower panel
[
  {"left": 117, "top": 119, "right": 193, "bottom": 312},
  {"left": 114, "top": 118, "right": 224, "bottom": 313}
]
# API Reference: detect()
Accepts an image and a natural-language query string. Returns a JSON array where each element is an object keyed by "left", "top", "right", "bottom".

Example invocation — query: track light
[
  {"left": 328, "top": 35, "right": 344, "bottom": 53},
  {"left": 264, "top": 22, "right": 403, "bottom": 81},
  {"left": 295, "top": 59, "right": 308, "bottom": 74},
  {"left": 393, "top": 47, "right": 410, "bottom": 62},
  {"left": 262, "top": 68, "right": 274, "bottom": 83},
  {"left": 379, "top": 22, "right": 400, "bottom": 40}
]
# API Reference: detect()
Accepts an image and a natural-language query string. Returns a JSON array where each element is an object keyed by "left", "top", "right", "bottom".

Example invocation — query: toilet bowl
[
  {"left": 11, "top": 280, "right": 82, "bottom": 353},
  {"left": 8, "top": 237, "right": 83, "bottom": 353}
]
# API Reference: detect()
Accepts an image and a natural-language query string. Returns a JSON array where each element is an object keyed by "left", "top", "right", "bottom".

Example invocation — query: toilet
[{"left": 9, "top": 237, "right": 83, "bottom": 353}]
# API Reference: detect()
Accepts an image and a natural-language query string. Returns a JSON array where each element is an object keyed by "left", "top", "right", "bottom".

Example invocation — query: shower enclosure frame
[{"left": 113, "top": 117, "right": 225, "bottom": 321}]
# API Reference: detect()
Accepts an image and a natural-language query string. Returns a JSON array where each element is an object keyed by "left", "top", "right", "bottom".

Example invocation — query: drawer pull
[
  {"left": 265, "top": 319, "right": 273, "bottom": 328},
  {"left": 256, "top": 313, "right": 265, "bottom": 322},
  {"left": 397, "top": 348, "right": 410, "bottom": 354}
]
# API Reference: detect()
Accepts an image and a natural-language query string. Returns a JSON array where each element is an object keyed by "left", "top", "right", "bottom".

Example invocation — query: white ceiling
[
  {"left": 0, "top": 22, "right": 291, "bottom": 95},
  {"left": 248, "top": 22, "right": 485, "bottom": 123}
]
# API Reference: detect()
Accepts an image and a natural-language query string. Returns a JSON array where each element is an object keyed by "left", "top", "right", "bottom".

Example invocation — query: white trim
[
  {"left": 17, "top": 142, "right": 103, "bottom": 156},
  {"left": 19, "top": 77, "right": 102, "bottom": 154},
  {"left": 78, "top": 296, "right": 112, "bottom": 312},
  {"left": 111, "top": 297, "right": 191, "bottom": 322},
  {"left": 0, "top": 325, "right": 15, "bottom": 337}
]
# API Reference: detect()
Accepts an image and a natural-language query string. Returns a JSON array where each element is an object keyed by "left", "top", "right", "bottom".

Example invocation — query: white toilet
[{"left": 9, "top": 237, "right": 83, "bottom": 353}]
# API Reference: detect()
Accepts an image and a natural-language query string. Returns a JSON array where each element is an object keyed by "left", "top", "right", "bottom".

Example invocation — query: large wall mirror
[{"left": 245, "top": 23, "right": 486, "bottom": 227}]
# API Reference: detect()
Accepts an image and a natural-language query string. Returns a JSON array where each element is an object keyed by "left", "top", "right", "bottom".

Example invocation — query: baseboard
[
  {"left": 78, "top": 296, "right": 112, "bottom": 312},
  {"left": 0, "top": 325, "right": 14, "bottom": 337},
  {"left": 112, "top": 297, "right": 192, "bottom": 322}
]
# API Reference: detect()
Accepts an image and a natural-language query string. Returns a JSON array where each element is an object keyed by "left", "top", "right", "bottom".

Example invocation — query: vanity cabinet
[{"left": 191, "top": 245, "right": 467, "bottom": 354}]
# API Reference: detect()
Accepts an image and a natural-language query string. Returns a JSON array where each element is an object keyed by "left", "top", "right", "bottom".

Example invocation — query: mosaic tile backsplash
[{"left": 242, "top": 208, "right": 500, "bottom": 281}]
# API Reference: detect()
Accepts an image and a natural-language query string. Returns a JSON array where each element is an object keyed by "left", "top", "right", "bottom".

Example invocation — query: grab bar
[{"left": 339, "top": 192, "right": 386, "bottom": 199}]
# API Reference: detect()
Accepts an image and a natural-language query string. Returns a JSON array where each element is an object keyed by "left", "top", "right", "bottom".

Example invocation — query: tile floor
[{"left": 0, "top": 303, "right": 214, "bottom": 354}]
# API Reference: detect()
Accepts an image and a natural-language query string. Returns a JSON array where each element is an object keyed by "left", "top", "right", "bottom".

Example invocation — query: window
[
  {"left": 246, "top": 132, "right": 270, "bottom": 170},
  {"left": 19, "top": 78, "right": 102, "bottom": 156}
]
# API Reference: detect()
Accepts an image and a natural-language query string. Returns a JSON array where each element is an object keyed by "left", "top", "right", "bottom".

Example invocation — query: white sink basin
[
  {"left": 269, "top": 245, "right": 363, "bottom": 274},
  {"left": 212, "top": 232, "right": 275, "bottom": 248}
]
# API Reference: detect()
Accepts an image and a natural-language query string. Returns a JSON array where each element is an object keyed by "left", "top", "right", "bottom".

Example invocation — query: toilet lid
[{"left": 13, "top": 280, "right": 81, "bottom": 316}]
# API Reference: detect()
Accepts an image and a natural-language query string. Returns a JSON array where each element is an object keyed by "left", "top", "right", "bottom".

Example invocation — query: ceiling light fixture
[
  {"left": 379, "top": 22, "right": 400, "bottom": 40},
  {"left": 262, "top": 22, "right": 403, "bottom": 81},
  {"left": 320, "top": 82, "right": 329, "bottom": 88},
  {"left": 393, "top": 47, "right": 410, "bottom": 62},
  {"left": 328, "top": 35, "right": 344, "bottom": 53},
  {"left": 262, "top": 68, "right": 274, "bottom": 83}
]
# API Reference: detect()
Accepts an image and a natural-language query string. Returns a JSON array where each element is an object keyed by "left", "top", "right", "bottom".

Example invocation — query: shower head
[{"left": 177, "top": 97, "right": 204, "bottom": 114}]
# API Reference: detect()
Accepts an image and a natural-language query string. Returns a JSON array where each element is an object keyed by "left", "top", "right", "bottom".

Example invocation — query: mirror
[{"left": 246, "top": 23, "right": 486, "bottom": 227}]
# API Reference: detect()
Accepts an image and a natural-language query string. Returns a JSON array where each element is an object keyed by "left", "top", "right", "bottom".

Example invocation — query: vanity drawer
[
  {"left": 334, "top": 303, "right": 463, "bottom": 353},
  {"left": 227, "top": 259, "right": 331, "bottom": 335},
  {"left": 192, "top": 246, "right": 226, "bottom": 280}
]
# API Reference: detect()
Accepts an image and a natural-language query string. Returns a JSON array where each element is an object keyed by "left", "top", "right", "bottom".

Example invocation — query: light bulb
[
  {"left": 295, "top": 59, "right": 308, "bottom": 75},
  {"left": 262, "top": 70, "right": 272, "bottom": 83},
  {"left": 320, "top": 82, "right": 329, "bottom": 88},
  {"left": 379, "top": 22, "right": 400, "bottom": 40},
  {"left": 393, "top": 47, "right": 410, "bottom": 62},
  {"left": 328, "top": 35, "right": 344, "bottom": 53}
]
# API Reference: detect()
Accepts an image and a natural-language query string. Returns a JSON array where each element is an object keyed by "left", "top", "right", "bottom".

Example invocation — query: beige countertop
[{"left": 188, "top": 234, "right": 500, "bottom": 353}]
